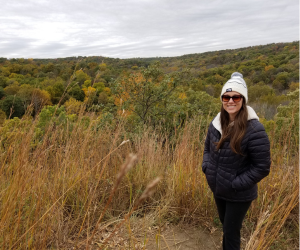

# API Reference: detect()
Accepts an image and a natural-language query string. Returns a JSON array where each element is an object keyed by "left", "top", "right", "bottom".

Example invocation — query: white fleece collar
[{"left": 212, "top": 106, "right": 259, "bottom": 135}]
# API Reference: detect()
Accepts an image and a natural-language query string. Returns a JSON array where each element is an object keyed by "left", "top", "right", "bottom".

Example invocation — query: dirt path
[
  {"left": 144, "top": 224, "right": 222, "bottom": 250},
  {"left": 77, "top": 223, "right": 223, "bottom": 249},
  {"left": 64, "top": 218, "right": 223, "bottom": 249}
]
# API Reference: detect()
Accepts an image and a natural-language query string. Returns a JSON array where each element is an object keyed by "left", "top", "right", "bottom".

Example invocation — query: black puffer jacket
[{"left": 202, "top": 110, "right": 271, "bottom": 202}]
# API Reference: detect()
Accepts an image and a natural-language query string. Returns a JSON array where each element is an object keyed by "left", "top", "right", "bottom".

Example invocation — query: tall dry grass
[{"left": 0, "top": 112, "right": 298, "bottom": 249}]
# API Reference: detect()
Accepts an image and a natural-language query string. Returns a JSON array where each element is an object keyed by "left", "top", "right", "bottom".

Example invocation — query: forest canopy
[{"left": 0, "top": 41, "right": 298, "bottom": 129}]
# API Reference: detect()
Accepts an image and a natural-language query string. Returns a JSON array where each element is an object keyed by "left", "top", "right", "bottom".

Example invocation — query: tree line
[{"left": 0, "top": 41, "right": 298, "bottom": 130}]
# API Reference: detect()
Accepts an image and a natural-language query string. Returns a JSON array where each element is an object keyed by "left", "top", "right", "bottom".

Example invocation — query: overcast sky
[{"left": 0, "top": 0, "right": 298, "bottom": 59}]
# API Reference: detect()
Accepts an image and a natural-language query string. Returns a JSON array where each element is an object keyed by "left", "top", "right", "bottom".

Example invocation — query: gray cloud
[{"left": 0, "top": 0, "right": 298, "bottom": 59}]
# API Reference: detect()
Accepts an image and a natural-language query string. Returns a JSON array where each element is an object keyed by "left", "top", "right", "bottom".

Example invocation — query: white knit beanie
[{"left": 220, "top": 72, "right": 248, "bottom": 103}]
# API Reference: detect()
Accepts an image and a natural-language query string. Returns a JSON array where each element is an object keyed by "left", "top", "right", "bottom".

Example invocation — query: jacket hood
[{"left": 212, "top": 106, "right": 259, "bottom": 135}]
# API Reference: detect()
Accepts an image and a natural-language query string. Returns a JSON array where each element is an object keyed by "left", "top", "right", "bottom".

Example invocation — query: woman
[{"left": 202, "top": 72, "right": 271, "bottom": 250}]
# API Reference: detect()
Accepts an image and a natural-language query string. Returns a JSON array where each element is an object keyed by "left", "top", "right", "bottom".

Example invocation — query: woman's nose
[{"left": 228, "top": 97, "right": 234, "bottom": 103}]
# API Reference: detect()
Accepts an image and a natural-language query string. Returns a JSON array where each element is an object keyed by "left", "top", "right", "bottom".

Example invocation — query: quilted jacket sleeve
[
  {"left": 202, "top": 123, "right": 212, "bottom": 173},
  {"left": 232, "top": 121, "right": 271, "bottom": 191}
]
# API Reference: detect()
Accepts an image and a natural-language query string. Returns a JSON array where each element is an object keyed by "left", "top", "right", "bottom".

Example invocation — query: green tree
[
  {"left": 74, "top": 70, "right": 90, "bottom": 86},
  {"left": 68, "top": 85, "right": 85, "bottom": 102},
  {"left": 248, "top": 84, "right": 274, "bottom": 102},
  {"left": 82, "top": 80, "right": 92, "bottom": 88},
  {"left": 93, "top": 82, "right": 105, "bottom": 93},
  {"left": 16, "top": 84, "right": 34, "bottom": 108},
  {"left": 168, "top": 88, "right": 219, "bottom": 127},
  {"left": 272, "top": 72, "right": 289, "bottom": 90},
  {"left": 274, "top": 89, "right": 299, "bottom": 151},
  {"left": 0, "top": 76, "right": 8, "bottom": 87},
  {"left": 33, "top": 105, "right": 69, "bottom": 145},
  {"left": 0, "top": 87, "right": 6, "bottom": 99},
  {"left": 46, "top": 82, "right": 65, "bottom": 104},
  {"left": 113, "top": 62, "right": 178, "bottom": 124},
  {"left": 0, "top": 95, "right": 25, "bottom": 118},
  {"left": 44, "top": 63, "right": 55, "bottom": 73},
  {"left": 4, "top": 83, "right": 20, "bottom": 96}
]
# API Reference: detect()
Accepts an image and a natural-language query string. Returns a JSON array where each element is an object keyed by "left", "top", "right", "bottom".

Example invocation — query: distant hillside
[{"left": 0, "top": 41, "right": 298, "bottom": 121}]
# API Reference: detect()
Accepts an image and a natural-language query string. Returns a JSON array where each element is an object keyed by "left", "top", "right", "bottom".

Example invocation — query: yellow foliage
[
  {"left": 82, "top": 86, "right": 96, "bottom": 103},
  {"left": 103, "top": 87, "right": 111, "bottom": 95},
  {"left": 257, "top": 55, "right": 265, "bottom": 60},
  {"left": 64, "top": 98, "right": 83, "bottom": 115},
  {"left": 34, "top": 89, "right": 51, "bottom": 104},
  {"left": 99, "top": 63, "right": 107, "bottom": 71},
  {"left": 179, "top": 92, "right": 187, "bottom": 100},
  {"left": 265, "top": 65, "right": 274, "bottom": 71},
  {"left": 82, "top": 86, "right": 96, "bottom": 97},
  {"left": 31, "top": 89, "right": 52, "bottom": 112},
  {"left": 75, "top": 70, "right": 90, "bottom": 83}
]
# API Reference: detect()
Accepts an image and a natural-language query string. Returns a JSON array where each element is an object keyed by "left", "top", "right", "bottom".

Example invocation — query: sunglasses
[{"left": 222, "top": 95, "right": 243, "bottom": 102}]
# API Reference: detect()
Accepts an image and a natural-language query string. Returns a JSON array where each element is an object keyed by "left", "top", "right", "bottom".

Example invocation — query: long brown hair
[{"left": 216, "top": 98, "right": 248, "bottom": 155}]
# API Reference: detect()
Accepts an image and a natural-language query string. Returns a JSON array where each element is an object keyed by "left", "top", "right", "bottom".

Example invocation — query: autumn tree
[
  {"left": 64, "top": 97, "right": 83, "bottom": 115},
  {"left": 46, "top": 81, "right": 65, "bottom": 104},
  {"left": 16, "top": 84, "right": 34, "bottom": 108},
  {"left": 113, "top": 62, "right": 179, "bottom": 124},
  {"left": 99, "top": 62, "right": 107, "bottom": 71},
  {"left": 0, "top": 76, "right": 8, "bottom": 87},
  {"left": 31, "top": 89, "right": 52, "bottom": 115},
  {"left": 74, "top": 69, "right": 90, "bottom": 86},
  {"left": 82, "top": 86, "right": 97, "bottom": 107},
  {"left": 4, "top": 83, "right": 20, "bottom": 95}
]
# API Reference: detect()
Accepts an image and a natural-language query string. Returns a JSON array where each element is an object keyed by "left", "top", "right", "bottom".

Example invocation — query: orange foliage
[
  {"left": 179, "top": 92, "right": 187, "bottom": 100},
  {"left": 265, "top": 65, "right": 274, "bottom": 71}
]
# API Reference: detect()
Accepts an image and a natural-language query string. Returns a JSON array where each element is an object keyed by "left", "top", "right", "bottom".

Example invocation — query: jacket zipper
[{"left": 215, "top": 148, "right": 221, "bottom": 193}]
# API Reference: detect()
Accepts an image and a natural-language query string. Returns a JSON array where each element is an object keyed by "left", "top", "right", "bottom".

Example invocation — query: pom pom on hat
[
  {"left": 220, "top": 72, "right": 248, "bottom": 103},
  {"left": 231, "top": 72, "right": 243, "bottom": 78}
]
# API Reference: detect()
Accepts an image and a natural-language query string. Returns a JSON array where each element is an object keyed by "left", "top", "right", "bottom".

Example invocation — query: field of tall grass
[{"left": 0, "top": 111, "right": 298, "bottom": 249}]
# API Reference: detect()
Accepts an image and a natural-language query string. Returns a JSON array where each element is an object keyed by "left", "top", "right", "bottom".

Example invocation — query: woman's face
[{"left": 222, "top": 91, "right": 243, "bottom": 120}]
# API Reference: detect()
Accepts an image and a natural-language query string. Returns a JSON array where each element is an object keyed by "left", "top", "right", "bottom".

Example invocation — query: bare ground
[
  {"left": 64, "top": 218, "right": 223, "bottom": 249},
  {"left": 144, "top": 224, "right": 222, "bottom": 250}
]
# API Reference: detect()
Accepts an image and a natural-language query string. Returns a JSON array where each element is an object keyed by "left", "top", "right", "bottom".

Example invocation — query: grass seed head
[
  {"left": 116, "top": 153, "right": 138, "bottom": 183},
  {"left": 138, "top": 177, "right": 162, "bottom": 203}
]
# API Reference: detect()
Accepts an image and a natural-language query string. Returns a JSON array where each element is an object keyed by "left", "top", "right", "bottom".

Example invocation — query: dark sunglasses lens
[
  {"left": 222, "top": 95, "right": 242, "bottom": 102},
  {"left": 222, "top": 95, "right": 230, "bottom": 102},
  {"left": 232, "top": 96, "right": 241, "bottom": 102}
]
